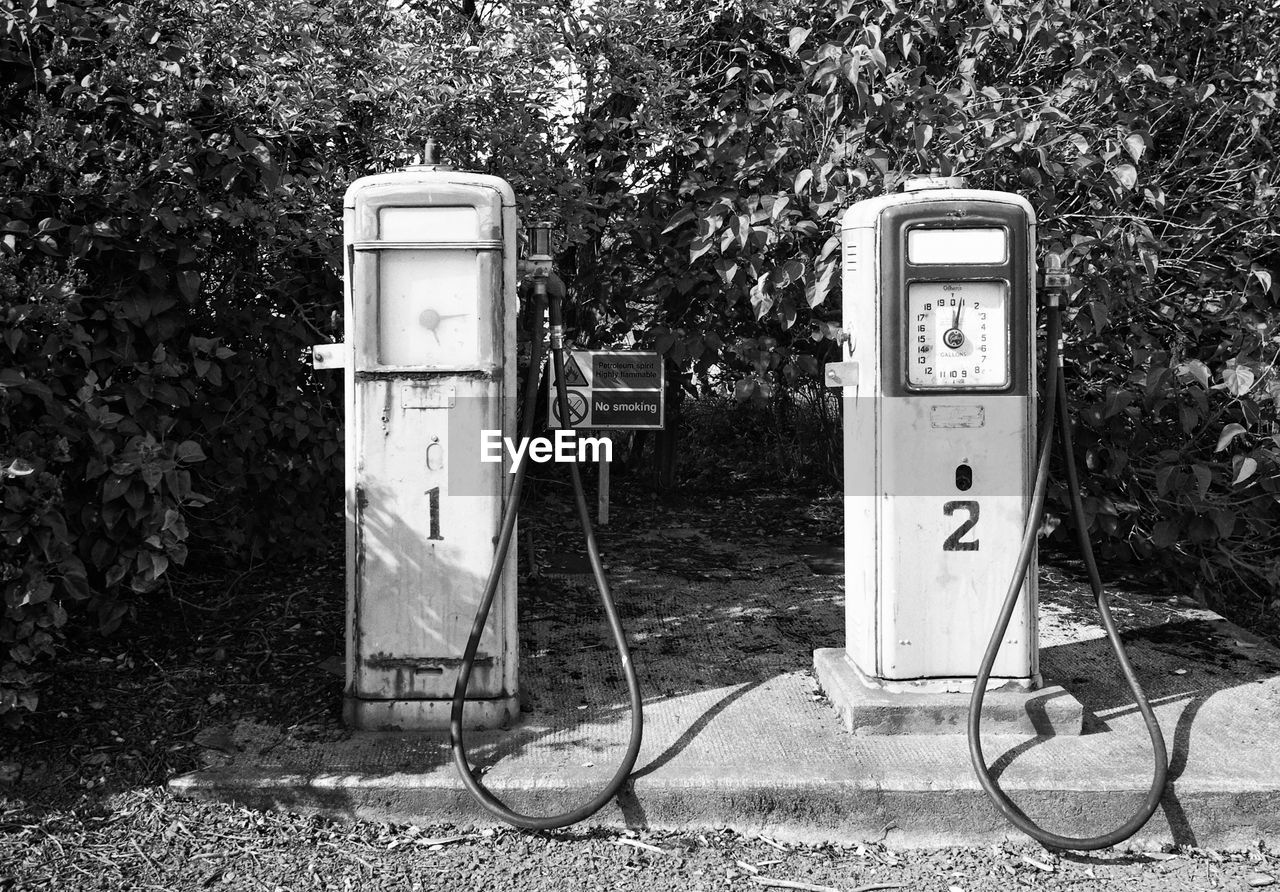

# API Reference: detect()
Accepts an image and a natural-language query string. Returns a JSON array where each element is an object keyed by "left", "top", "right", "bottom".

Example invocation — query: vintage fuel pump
[
  {"left": 313, "top": 147, "right": 521, "bottom": 730},
  {"left": 315, "top": 151, "right": 642, "bottom": 830},
  {"left": 818, "top": 176, "right": 1169, "bottom": 849}
]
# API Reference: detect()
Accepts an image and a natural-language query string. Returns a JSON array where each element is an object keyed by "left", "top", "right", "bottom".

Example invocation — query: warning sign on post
[{"left": 548, "top": 350, "right": 664, "bottom": 430}]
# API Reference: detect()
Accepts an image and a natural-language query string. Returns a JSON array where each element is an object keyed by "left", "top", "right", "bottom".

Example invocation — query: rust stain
[
  {"left": 356, "top": 370, "right": 496, "bottom": 382},
  {"left": 363, "top": 654, "right": 494, "bottom": 671}
]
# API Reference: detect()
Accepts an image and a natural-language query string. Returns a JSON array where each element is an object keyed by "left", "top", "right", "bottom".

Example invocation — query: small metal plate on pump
[
  {"left": 312, "top": 343, "right": 347, "bottom": 370},
  {"left": 825, "top": 361, "right": 860, "bottom": 390},
  {"left": 930, "top": 405, "right": 986, "bottom": 428},
  {"left": 402, "top": 385, "right": 456, "bottom": 410}
]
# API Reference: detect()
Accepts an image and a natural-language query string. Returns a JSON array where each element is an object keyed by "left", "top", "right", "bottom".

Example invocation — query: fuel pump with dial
[{"left": 825, "top": 176, "right": 1168, "bottom": 849}]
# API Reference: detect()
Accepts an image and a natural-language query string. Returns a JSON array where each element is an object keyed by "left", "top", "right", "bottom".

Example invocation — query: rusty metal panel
[
  {"left": 342, "top": 169, "right": 518, "bottom": 727},
  {"left": 352, "top": 375, "right": 511, "bottom": 700}
]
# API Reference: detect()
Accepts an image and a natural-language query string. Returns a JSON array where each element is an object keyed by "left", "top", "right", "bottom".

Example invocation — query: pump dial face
[
  {"left": 907, "top": 281, "right": 1009, "bottom": 389},
  {"left": 378, "top": 249, "right": 479, "bottom": 367}
]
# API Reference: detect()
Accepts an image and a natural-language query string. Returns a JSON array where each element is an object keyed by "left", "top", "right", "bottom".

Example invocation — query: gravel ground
[{"left": 3, "top": 789, "right": 1279, "bottom": 891}]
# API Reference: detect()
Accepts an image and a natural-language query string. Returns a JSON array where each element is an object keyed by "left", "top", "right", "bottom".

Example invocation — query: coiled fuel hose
[
  {"left": 967, "top": 296, "right": 1169, "bottom": 850},
  {"left": 450, "top": 281, "right": 644, "bottom": 830}
]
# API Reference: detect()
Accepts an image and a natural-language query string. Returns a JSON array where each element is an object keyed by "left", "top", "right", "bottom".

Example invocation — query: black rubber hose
[
  {"left": 967, "top": 302, "right": 1169, "bottom": 850},
  {"left": 450, "top": 284, "right": 644, "bottom": 830}
]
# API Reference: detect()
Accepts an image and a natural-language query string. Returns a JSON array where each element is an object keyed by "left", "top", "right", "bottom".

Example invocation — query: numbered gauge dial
[{"left": 907, "top": 281, "right": 1009, "bottom": 389}]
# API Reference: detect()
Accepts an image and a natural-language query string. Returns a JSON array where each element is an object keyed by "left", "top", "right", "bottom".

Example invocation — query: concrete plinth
[{"left": 813, "top": 648, "right": 1084, "bottom": 736}]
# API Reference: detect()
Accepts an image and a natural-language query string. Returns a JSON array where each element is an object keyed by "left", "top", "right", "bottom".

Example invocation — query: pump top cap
[{"left": 903, "top": 175, "right": 967, "bottom": 192}]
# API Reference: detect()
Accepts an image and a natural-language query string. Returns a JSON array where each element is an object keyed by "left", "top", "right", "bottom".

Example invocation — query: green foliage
[
  {"left": 0, "top": 0, "right": 369, "bottom": 723},
  {"left": 516, "top": 0, "right": 1279, "bottom": 604}
]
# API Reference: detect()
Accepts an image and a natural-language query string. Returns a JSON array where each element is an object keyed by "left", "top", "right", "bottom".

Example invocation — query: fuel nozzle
[
  {"left": 1039, "top": 251, "right": 1074, "bottom": 306},
  {"left": 527, "top": 221, "right": 555, "bottom": 282},
  {"left": 526, "top": 221, "right": 560, "bottom": 345}
]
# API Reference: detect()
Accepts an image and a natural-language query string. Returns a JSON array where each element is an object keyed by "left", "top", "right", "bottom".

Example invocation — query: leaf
[
  {"left": 1215, "top": 423, "right": 1247, "bottom": 452},
  {"left": 1192, "top": 464, "right": 1211, "bottom": 500},
  {"left": 1123, "top": 132, "right": 1146, "bottom": 162},
  {"left": 1222, "top": 365, "right": 1256, "bottom": 396},
  {"left": 1251, "top": 267, "right": 1273, "bottom": 294},
  {"left": 1210, "top": 508, "right": 1236, "bottom": 539},
  {"left": 1088, "top": 301, "right": 1108, "bottom": 332},
  {"left": 749, "top": 279, "right": 773, "bottom": 319},
  {"left": 176, "top": 441, "right": 206, "bottom": 463},
  {"left": 733, "top": 378, "right": 757, "bottom": 403},
  {"left": 141, "top": 464, "right": 164, "bottom": 490},
  {"left": 1112, "top": 164, "right": 1138, "bottom": 189},
  {"left": 780, "top": 297, "right": 796, "bottom": 330},
  {"left": 1232, "top": 456, "right": 1258, "bottom": 485},
  {"left": 1151, "top": 520, "right": 1180, "bottom": 548},
  {"left": 1178, "top": 359, "right": 1210, "bottom": 389},
  {"left": 807, "top": 262, "right": 837, "bottom": 308},
  {"left": 788, "top": 26, "right": 811, "bottom": 54},
  {"left": 662, "top": 207, "right": 696, "bottom": 234},
  {"left": 689, "top": 236, "right": 714, "bottom": 264},
  {"left": 2, "top": 458, "right": 34, "bottom": 478},
  {"left": 103, "top": 475, "right": 131, "bottom": 502},
  {"left": 177, "top": 270, "right": 201, "bottom": 301},
  {"left": 793, "top": 169, "right": 813, "bottom": 194},
  {"left": 714, "top": 258, "right": 740, "bottom": 286}
]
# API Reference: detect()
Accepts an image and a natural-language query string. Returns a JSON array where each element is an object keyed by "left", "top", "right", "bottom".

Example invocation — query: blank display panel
[{"left": 908, "top": 228, "right": 1007, "bottom": 265}]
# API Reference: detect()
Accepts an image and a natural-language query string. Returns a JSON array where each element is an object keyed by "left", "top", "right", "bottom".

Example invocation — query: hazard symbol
[{"left": 561, "top": 353, "right": 588, "bottom": 387}]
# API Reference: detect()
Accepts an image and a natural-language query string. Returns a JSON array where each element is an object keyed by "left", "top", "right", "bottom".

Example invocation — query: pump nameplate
[
  {"left": 402, "top": 385, "right": 456, "bottom": 409},
  {"left": 930, "top": 405, "right": 985, "bottom": 428}
]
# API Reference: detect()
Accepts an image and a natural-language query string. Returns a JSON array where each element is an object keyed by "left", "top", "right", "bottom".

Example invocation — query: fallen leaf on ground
[
  {"left": 1021, "top": 856, "right": 1055, "bottom": 872},
  {"left": 413, "top": 834, "right": 470, "bottom": 847},
  {"left": 748, "top": 878, "right": 839, "bottom": 892},
  {"left": 613, "top": 839, "right": 669, "bottom": 856}
]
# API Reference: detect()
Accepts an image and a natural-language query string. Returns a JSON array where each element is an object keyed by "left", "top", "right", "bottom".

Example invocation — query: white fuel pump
[
  {"left": 317, "top": 143, "right": 642, "bottom": 827},
  {"left": 315, "top": 148, "right": 521, "bottom": 731},
  {"left": 319, "top": 153, "right": 643, "bottom": 827},
  {"left": 835, "top": 176, "right": 1040, "bottom": 687},
  {"left": 822, "top": 176, "right": 1169, "bottom": 849}
]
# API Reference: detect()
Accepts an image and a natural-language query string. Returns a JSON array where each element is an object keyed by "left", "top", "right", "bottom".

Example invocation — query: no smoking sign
[{"left": 547, "top": 351, "right": 664, "bottom": 430}]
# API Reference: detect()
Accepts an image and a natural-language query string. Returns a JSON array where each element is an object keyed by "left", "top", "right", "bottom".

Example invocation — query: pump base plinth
[
  {"left": 813, "top": 648, "right": 1083, "bottom": 736},
  {"left": 344, "top": 696, "right": 518, "bottom": 732}
]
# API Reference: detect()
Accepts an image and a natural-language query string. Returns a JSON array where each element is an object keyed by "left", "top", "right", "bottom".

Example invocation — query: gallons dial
[{"left": 907, "top": 281, "right": 1009, "bottom": 389}]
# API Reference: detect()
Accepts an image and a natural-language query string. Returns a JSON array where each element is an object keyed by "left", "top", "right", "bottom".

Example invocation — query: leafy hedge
[
  {"left": 0, "top": 0, "right": 370, "bottom": 725},
  {"left": 598, "top": 0, "right": 1279, "bottom": 604}
]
